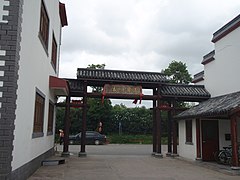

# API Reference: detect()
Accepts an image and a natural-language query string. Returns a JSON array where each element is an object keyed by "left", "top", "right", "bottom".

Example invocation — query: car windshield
[{"left": 73, "top": 131, "right": 103, "bottom": 137}]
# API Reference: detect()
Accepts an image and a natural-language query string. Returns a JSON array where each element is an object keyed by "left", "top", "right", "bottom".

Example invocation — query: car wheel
[
  {"left": 69, "top": 140, "right": 74, "bottom": 145},
  {"left": 94, "top": 140, "right": 100, "bottom": 145}
]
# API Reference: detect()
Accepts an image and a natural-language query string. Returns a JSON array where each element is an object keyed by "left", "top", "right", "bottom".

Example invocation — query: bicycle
[
  {"left": 214, "top": 145, "right": 240, "bottom": 165},
  {"left": 214, "top": 146, "right": 232, "bottom": 165}
]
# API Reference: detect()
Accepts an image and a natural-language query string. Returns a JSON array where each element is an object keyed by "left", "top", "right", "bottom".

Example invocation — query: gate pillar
[
  {"left": 152, "top": 88, "right": 157, "bottom": 154},
  {"left": 155, "top": 87, "right": 163, "bottom": 157},
  {"left": 79, "top": 81, "right": 87, "bottom": 157},
  {"left": 62, "top": 95, "right": 70, "bottom": 157},
  {"left": 172, "top": 101, "right": 178, "bottom": 156},
  {"left": 166, "top": 104, "right": 172, "bottom": 156},
  {"left": 230, "top": 115, "right": 239, "bottom": 169}
]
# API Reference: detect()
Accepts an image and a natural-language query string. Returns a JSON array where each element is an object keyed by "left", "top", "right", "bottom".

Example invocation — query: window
[
  {"left": 185, "top": 120, "right": 192, "bottom": 144},
  {"left": 47, "top": 102, "right": 54, "bottom": 135},
  {"left": 33, "top": 92, "right": 45, "bottom": 137},
  {"left": 51, "top": 34, "right": 57, "bottom": 69},
  {"left": 39, "top": 0, "right": 49, "bottom": 51}
]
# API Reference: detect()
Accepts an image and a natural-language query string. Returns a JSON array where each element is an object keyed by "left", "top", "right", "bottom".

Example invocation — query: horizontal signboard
[{"left": 103, "top": 84, "right": 142, "bottom": 95}]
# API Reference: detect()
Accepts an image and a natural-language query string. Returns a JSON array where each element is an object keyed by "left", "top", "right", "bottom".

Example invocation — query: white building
[
  {"left": 177, "top": 14, "right": 240, "bottom": 169},
  {"left": 0, "top": 0, "right": 68, "bottom": 179}
]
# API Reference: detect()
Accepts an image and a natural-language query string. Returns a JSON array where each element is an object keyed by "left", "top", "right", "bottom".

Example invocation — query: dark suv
[{"left": 69, "top": 131, "right": 107, "bottom": 145}]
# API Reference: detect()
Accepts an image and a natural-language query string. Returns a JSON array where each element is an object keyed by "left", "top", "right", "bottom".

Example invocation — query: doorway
[{"left": 201, "top": 120, "right": 219, "bottom": 161}]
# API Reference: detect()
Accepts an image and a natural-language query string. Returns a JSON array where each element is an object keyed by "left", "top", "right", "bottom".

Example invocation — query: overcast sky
[{"left": 59, "top": 0, "right": 240, "bottom": 107}]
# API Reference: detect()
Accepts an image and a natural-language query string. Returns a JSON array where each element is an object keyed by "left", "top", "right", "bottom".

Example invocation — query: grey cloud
[{"left": 60, "top": 0, "right": 240, "bottom": 78}]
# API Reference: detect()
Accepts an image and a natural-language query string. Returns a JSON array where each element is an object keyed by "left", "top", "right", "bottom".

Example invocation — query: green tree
[
  {"left": 163, "top": 60, "right": 192, "bottom": 84},
  {"left": 87, "top": 98, "right": 112, "bottom": 134},
  {"left": 110, "top": 105, "right": 153, "bottom": 134},
  {"left": 85, "top": 63, "right": 113, "bottom": 134},
  {"left": 55, "top": 107, "right": 65, "bottom": 134},
  {"left": 87, "top": 63, "right": 106, "bottom": 69}
]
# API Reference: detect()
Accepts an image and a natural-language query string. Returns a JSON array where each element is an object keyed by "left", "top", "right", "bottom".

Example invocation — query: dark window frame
[
  {"left": 39, "top": 0, "right": 50, "bottom": 53},
  {"left": 32, "top": 89, "right": 45, "bottom": 138},
  {"left": 47, "top": 101, "right": 54, "bottom": 135},
  {"left": 185, "top": 120, "right": 193, "bottom": 144},
  {"left": 51, "top": 33, "right": 57, "bottom": 70}
]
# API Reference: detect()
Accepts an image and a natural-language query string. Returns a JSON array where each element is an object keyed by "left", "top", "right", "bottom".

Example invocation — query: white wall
[
  {"left": 218, "top": 119, "right": 240, "bottom": 149},
  {"left": 12, "top": 0, "right": 62, "bottom": 170},
  {"left": 178, "top": 119, "right": 197, "bottom": 160},
  {"left": 218, "top": 120, "right": 231, "bottom": 149},
  {"left": 194, "top": 80, "right": 204, "bottom": 86},
  {"left": 204, "top": 27, "right": 240, "bottom": 97}
]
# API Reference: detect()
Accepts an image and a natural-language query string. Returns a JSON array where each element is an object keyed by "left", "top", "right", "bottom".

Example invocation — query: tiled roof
[
  {"left": 201, "top": 50, "right": 215, "bottom": 65},
  {"left": 212, "top": 14, "right": 240, "bottom": 43},
  {"left": 192, "top": 71, "right": 204, "bottom": 83},
  {"left": 67, "top": 68, "right": 211, "bottom": 101},
  {"left": 67, "top": 79, "right": 84, "bottom": 93},
  {"left": 77, "top": 68, "right": 169, "bottom": 84},
  {"left": 160, "top": 84, "right": 210, "bottom": 100},
  {"left": 66, "top": 78, "right": 210, "bottom": 101},
  {"left": 175, "top": 91, "right": 240, "bottom": 119}
]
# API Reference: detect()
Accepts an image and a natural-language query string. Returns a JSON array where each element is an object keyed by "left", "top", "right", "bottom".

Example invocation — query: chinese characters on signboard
[{"left": 103, "top": 84, "right": 142, "bottom": 95}]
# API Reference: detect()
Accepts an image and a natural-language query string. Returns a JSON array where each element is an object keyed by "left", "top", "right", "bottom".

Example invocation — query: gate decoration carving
[{"left": 102, "top": 84, "right": 144, "bottom": 104}]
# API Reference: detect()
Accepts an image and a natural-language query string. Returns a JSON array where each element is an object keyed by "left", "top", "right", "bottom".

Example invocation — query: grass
[{"left": 107, "top": 134, "right": 168, "bottom": 145}]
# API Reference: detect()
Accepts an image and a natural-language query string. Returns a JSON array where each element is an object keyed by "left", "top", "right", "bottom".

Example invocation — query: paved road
[
  {"left": 29, "top": 144, "right": 239, "bottom": 180},
  {"left": 56, "top": 144, "right": 156, "bottom": 156}
]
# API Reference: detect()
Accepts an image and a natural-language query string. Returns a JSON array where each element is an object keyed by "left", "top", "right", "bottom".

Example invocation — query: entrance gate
[{"left": 58, "top": 68, "right": 210, "bottom": 157}]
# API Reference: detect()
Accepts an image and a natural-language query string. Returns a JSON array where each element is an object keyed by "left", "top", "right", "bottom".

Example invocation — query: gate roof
[
  {"left": 77, "top": 68, "right": 169, "bottom": 87},
  {"left": 65, "top": 68, "right": 210, "bottom": 102}
]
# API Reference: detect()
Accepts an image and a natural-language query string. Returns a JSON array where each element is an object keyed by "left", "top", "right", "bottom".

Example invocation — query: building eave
[
  {"left": 59, "top": 2, "right": 68, "bottom": 27},
  {"left": 212, "top": 14, "right": 240, "bottom": 43},
  {"left": 49, "top": 76, "right": 69, "bottom": 96}
]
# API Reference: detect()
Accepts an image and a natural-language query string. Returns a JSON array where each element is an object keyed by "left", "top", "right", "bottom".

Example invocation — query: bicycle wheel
[
  {"left": 218, "top": 151, "right": 228, "bottom": 164},
  {"left": 214, "top": 151, "right": 221, "bottom": 163}
]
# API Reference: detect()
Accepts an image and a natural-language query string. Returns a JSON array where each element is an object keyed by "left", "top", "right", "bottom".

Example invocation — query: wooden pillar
[
  {"left": 172, "top": 101, "right": 178, "bottom": 155},
  {"left": 152, "top": 88, "right": 157, "bottom": 154},
  {"left": 230, "top": 115, "right": 239, "bottom": 168},
  {"left": 155, "top": 87, "right": 162, "bottom": 157},
  {"left": 196, "top": 118, "right": 201, "bottom": 160},
  {"left": 62, "top": 95, "right": 70, "bottom": 157},
  {"left": 79, "top": 81, "right": 87, "bottom": 157},
  {"left": 167, "top": 103, "right": 172, "bottom": 156}
]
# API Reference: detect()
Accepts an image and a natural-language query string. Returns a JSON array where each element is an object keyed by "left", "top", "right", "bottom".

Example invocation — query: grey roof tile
[
  {"left": 77, "top": 68, "right": 169, "bottom": 83},
  {"left": 161, "top": 84, "right": 210, "bottom": 98},
  {"left": 175, "top": 91, "right": 240, "bottom": 119}
]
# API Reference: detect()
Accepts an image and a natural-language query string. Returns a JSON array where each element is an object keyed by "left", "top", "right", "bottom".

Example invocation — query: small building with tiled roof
[{"left": 178, "top": 14, "right": 240, "bottom": 169}]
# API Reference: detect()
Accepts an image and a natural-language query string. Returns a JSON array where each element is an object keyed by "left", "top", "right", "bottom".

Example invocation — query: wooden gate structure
[{"left": 57, "top": 68, "right": 210, "bottom": 157}]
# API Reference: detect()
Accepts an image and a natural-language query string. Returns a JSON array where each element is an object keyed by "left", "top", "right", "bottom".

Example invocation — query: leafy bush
[{"left": 108, "top": 134, "right": 168, "bottom": 144}]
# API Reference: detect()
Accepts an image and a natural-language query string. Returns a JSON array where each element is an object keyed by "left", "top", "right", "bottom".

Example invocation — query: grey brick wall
[
  {"left": 0, "top": 0, "right": 23, "bottom": 179},
  {"left": 11, "top": 148, "right": 54, "bottom": 180}
]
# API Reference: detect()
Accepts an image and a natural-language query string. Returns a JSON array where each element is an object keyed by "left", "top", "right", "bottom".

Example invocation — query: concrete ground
[{"left": 28, "top": 144, "right": 240, "bottom": 180}]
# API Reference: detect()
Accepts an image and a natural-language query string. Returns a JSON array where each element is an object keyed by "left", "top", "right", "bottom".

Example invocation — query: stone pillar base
[
  {"left": 151, "top": 152, "right": 156, "bottom": 156},
  {"left": 61, "top": 152, "right": 70, "bottom": 157},
  {"left": 231, "top": 166, "right": 240, "bottom": 170},
  {"left": 154, "top": 153, "right": 163, "bottom": 158},
  {"left": 78, "top": 152, "right": 87, "bottom": 157},
  {"left": 166, "top": 152, "right": 172, "bottom": 157},
  {"left": 171, "top": 153, "right": 179, "bottom": 157}
]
